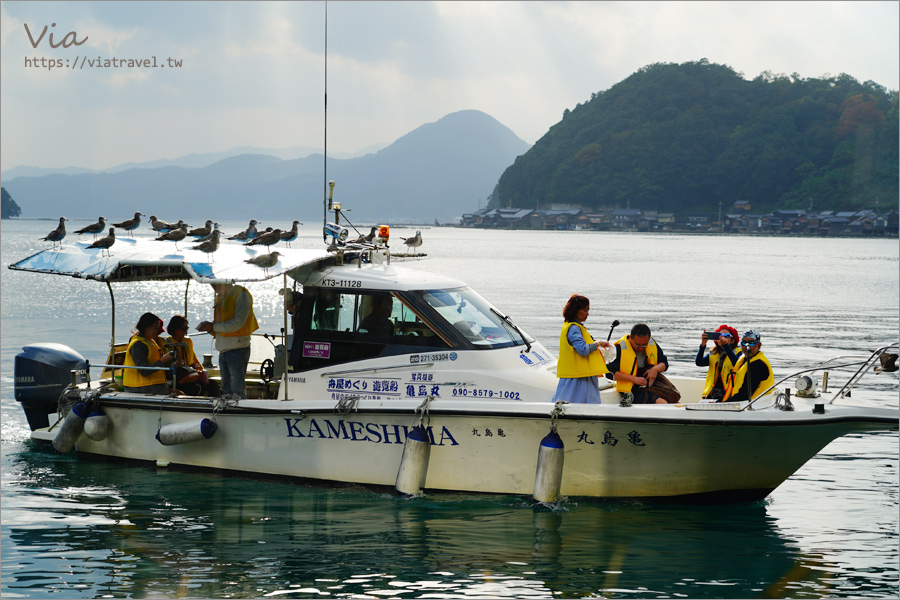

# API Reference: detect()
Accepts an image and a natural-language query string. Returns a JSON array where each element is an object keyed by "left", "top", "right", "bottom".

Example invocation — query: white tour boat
[{"left": 10, "top": 199, "right": 899, "bottom": 503}]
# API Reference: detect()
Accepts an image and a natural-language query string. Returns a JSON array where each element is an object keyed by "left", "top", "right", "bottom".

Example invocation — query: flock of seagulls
[{"left": 39, "top": 215, "right": 424, "bottom": 270}]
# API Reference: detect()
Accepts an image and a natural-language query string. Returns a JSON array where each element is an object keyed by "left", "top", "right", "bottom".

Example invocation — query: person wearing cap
[
  {"left": 197, "top": 282, "right": 259, "bottom": 399},
  {"left": 606, "top": 322, "right": 672, "bottom": 404},
  {"left": 720, "top": 329, "right": 774, "bottom": 402},
  {"left": 123, "top": 312, "right": 179, "bottom": 395},
  {"left": 695, "top": 325, "right": 742, "bottom": 401}
]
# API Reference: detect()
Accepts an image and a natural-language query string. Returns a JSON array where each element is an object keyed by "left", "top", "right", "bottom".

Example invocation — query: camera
[{"left": 706, "top": 332, "right": 721, "bottom": 340}]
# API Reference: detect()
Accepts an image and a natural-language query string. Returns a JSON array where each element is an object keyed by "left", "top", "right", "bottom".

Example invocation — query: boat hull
[{"left": 67, "top": 394, "right": 897, "bottom": 501}]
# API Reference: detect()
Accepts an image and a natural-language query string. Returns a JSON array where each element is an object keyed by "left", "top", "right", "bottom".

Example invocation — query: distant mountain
[
  {"left": 1, "top": 187, "right": 22, "bottom": 218},
  {"left": 0, "top": 144, "right": 387, "bottom": 180},
  {"left": 3, "top": 110, "right": 528, "bottom": 223},
  {"left": 493, "top": 60, "right": 898, "bottom": 214}
]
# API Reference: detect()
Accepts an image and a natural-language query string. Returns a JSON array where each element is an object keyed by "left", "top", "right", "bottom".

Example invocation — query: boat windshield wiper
[{"left": 490, "top": 307, "right": 531, "bottom": 353}]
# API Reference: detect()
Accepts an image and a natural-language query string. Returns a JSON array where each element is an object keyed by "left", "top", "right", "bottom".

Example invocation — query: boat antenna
[{"left": 322, "top": 0, "right": 329, "bottom": 242}]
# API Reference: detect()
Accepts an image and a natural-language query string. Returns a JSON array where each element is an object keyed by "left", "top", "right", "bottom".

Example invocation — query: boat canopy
[{"left": 9, "top": 238, "right": 333, "bottom": 284}]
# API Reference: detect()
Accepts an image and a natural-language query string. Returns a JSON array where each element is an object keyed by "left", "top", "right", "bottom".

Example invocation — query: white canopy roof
[{"left": 9, "top": 238, "right": 333, "bottom": 284}]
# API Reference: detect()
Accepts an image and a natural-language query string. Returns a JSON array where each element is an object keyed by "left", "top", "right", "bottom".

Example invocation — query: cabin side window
[{"left": 290, "top": 287, "right": 451, "bottom": 372}]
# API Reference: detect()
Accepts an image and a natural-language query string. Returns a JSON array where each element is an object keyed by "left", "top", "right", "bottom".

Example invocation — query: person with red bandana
[{"left": 695, "top": 324, "right": 742, "bottom": 401}]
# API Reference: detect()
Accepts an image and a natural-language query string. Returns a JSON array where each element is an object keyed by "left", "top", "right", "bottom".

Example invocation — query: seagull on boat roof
[
  {"left": 244, "top": 228, "right": 283, "bottom": 248},
  {"left": 401, "top": 230, "right": 423, "bottom": 253},
  {"left": 187, "top": 219, "right": 215, "bottom": 238},
  {"left": 192, "top": 228, "right": 220, "bottom": 262},
  {"left": 229, "top": 219, "right": 260, "bottom": 241},
  {"left": 75, "top": 216, "right": 106, "bottom": 240},
  {"left": 280, "top": 220, "right": 302, "bottom": 248},
  {"left": 156, "top": 223, "right": 189, "bottom": 250},
  {"left": 352, "top": 226, "right": 378, "bottom": 244},
  {"left": 195, "top": 222, "right": 220, "bottom": 243},
  {"left": 245, "top": 251, "right": 282, "bottom": 276},
  {"left": 150, "top": 216, "right": 188, "bottom": 233},
  {"left": 41, "top": 217, "right": 67, "bottom": 249},
  {"left": 112, "top": 212, "right": 145, "bottom": 238},
  {"left": 87, "top": 227, "right": 116, "bottom": 256}
]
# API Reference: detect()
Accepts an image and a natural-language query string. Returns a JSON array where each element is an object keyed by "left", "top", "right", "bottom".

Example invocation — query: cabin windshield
[{"left": 417, "top": 287, "right": 531, "bottom": 349}]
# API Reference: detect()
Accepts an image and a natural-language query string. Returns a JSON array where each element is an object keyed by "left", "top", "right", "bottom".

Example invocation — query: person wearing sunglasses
[
  {"left": 695, "top": 324, "right": 741, "bottom": 401},
  {"left": 720, "top": 329, "right": 774, "bottom": 402},
  {"left": 606, "top": 322, "right": 674, "bottom": 404}
]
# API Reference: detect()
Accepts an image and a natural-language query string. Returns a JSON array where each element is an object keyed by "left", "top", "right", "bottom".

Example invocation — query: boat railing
[
  {"left": 742, "top": 342, "right": 899, "bottom": 411},
  {"left": 84, "top": 362, "right": 182, "bottom": 394}
]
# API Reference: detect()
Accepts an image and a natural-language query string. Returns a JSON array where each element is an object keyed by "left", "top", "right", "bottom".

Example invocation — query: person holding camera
[
  {"left": 123, "top": 312, "right": 180, "bottom": 395},
  {"left": 695, "top": 325, "right": 741, "bottom": 401}
]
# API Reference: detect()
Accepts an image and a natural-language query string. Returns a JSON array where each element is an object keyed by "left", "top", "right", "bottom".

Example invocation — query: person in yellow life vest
[
  {"left": 695, "top": 324, "right": 742, "bottom": 401},
  {"left": 164, "top": 314, "right": 215, "bottom": 397},
  {"left": 123, "top": 312, "right": 178, "bottom": 395},
  {"left": 720, "top": 329, "right": 774, "bottom": 402},
  {"left": 553, "top": 294, "right": 611, "bottom": 404},
  {"left": 606, "top": 323, "right": 671, "bottom": 404},
  {"left": 197, "top": 282, "right": 258, "bottom": 399}
]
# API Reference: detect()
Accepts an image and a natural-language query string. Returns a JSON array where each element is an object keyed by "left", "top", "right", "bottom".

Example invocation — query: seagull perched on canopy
[
  {"left": 195, "top": 222, "right": 220, "bottom": 243},
  {"left": 401, "top": 230, "right": 423, "bottom": 253},
  {"left": 41, "top": 217, "right": 67, "bottom": 248},
  {"left": 280, "top": 221, "right": 302, "bottom": 248},
  {"left": 244, "top": 228, "right": 283, "bottom": 248},
  {"left": 75, "top": 216, "right": 106, "bottom": 240},
  {"left": 245, "top": 251, "right": 282, "bottom": 276},
  {"left": 229, "top": 219, "right": 260, "bottom": 241},
  {"left": 112, "top": 212, "right": 145, "bottom": 238},
  {"left": 187, "top": 219, "right": 215, "bottom": 238},
  {"left": 156, "top": 223, "right": 189, "bottom": 250},
  {"left": 87, "top": 227, "right": 116, "bottom": 256},
  {"left": 192, "top": 229, "right": 220, "bottom": 262},
  {"left": 150, "top": 216, "right": 188, "bottom": 233}
]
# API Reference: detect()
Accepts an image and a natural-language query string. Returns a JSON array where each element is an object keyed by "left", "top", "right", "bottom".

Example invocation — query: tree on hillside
[
  {"left": 1, "top": 187, "right": 22, "bottom": 219},
  {"left": 493, "top": 61, "right": 898, "bottom": 215}
]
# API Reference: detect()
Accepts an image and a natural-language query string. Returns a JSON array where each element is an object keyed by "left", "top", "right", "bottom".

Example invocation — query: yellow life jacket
[
  {"left": 613, "top": 335, "right": 659, "bottom": 393},
  {"left": 556, "top": 322, "right": 609, "bottom": 378},
  {"left": 123, "top": 335, "right": 167, "bottom": 388},
  {"left": 702, "top": 346, "right": 742, "bottom": 397},
  {"left": 213, "top": 285, "right": 259, "bottom": 337},
  {"left": 723, "top": 351, "right": 774, "bottom": 401}
]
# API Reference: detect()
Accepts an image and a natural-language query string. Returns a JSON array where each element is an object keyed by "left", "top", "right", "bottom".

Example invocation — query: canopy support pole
[
  {"left": 106, "top": 281, "right": 116, "bottom": 351},
  {"left": 283, "top": 273, "right": 290, "bottom": 400}
]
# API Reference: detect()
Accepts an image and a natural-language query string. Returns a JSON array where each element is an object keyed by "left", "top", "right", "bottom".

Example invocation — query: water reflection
[{"left": 2, "top": 442, "right": 864, "bottom": 599}]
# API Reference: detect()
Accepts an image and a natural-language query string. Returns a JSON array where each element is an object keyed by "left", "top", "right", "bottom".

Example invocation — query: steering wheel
[{"left": 260, "top": 359, "right": 275, "bottom": 383}]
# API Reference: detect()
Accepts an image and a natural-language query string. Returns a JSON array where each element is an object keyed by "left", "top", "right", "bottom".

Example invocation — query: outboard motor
[{"left": 14, "top": 344, "right": 88, "bottom": 430}]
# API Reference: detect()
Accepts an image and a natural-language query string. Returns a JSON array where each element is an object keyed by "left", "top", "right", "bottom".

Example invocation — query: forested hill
[{"left": 492, "top": 60, "right": 898, "bottom": 214}]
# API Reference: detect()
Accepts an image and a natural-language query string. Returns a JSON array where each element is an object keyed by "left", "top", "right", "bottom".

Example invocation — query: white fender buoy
[
  {"left": 52, "top": 402, "right": 90, "bottom": 453},
  {"left": 83, "top": 406, "right": 111, "bottom": 441},
  {"left": 533, "top": 430, "right": 565, "bottom": 503},
  {"left": 156, "top": 418, "right": 218, "bottom": 446},
  {"left": 395, "top": 425, "right": 431, "bottom": 496}
]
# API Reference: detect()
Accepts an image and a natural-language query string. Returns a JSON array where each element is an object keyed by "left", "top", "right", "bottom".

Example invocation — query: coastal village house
[{"left": 460, "top": 202, "right": 897, "bottom": 237}]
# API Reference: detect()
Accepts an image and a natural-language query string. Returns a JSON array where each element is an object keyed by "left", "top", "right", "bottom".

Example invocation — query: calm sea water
[{"left": 2, "top": 219, "right": 897, "bottom": 599}]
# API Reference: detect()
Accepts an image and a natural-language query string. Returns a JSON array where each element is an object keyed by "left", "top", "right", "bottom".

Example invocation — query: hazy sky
[{"left": 1, "top": 1, "right": 897, "bottom": 172}]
